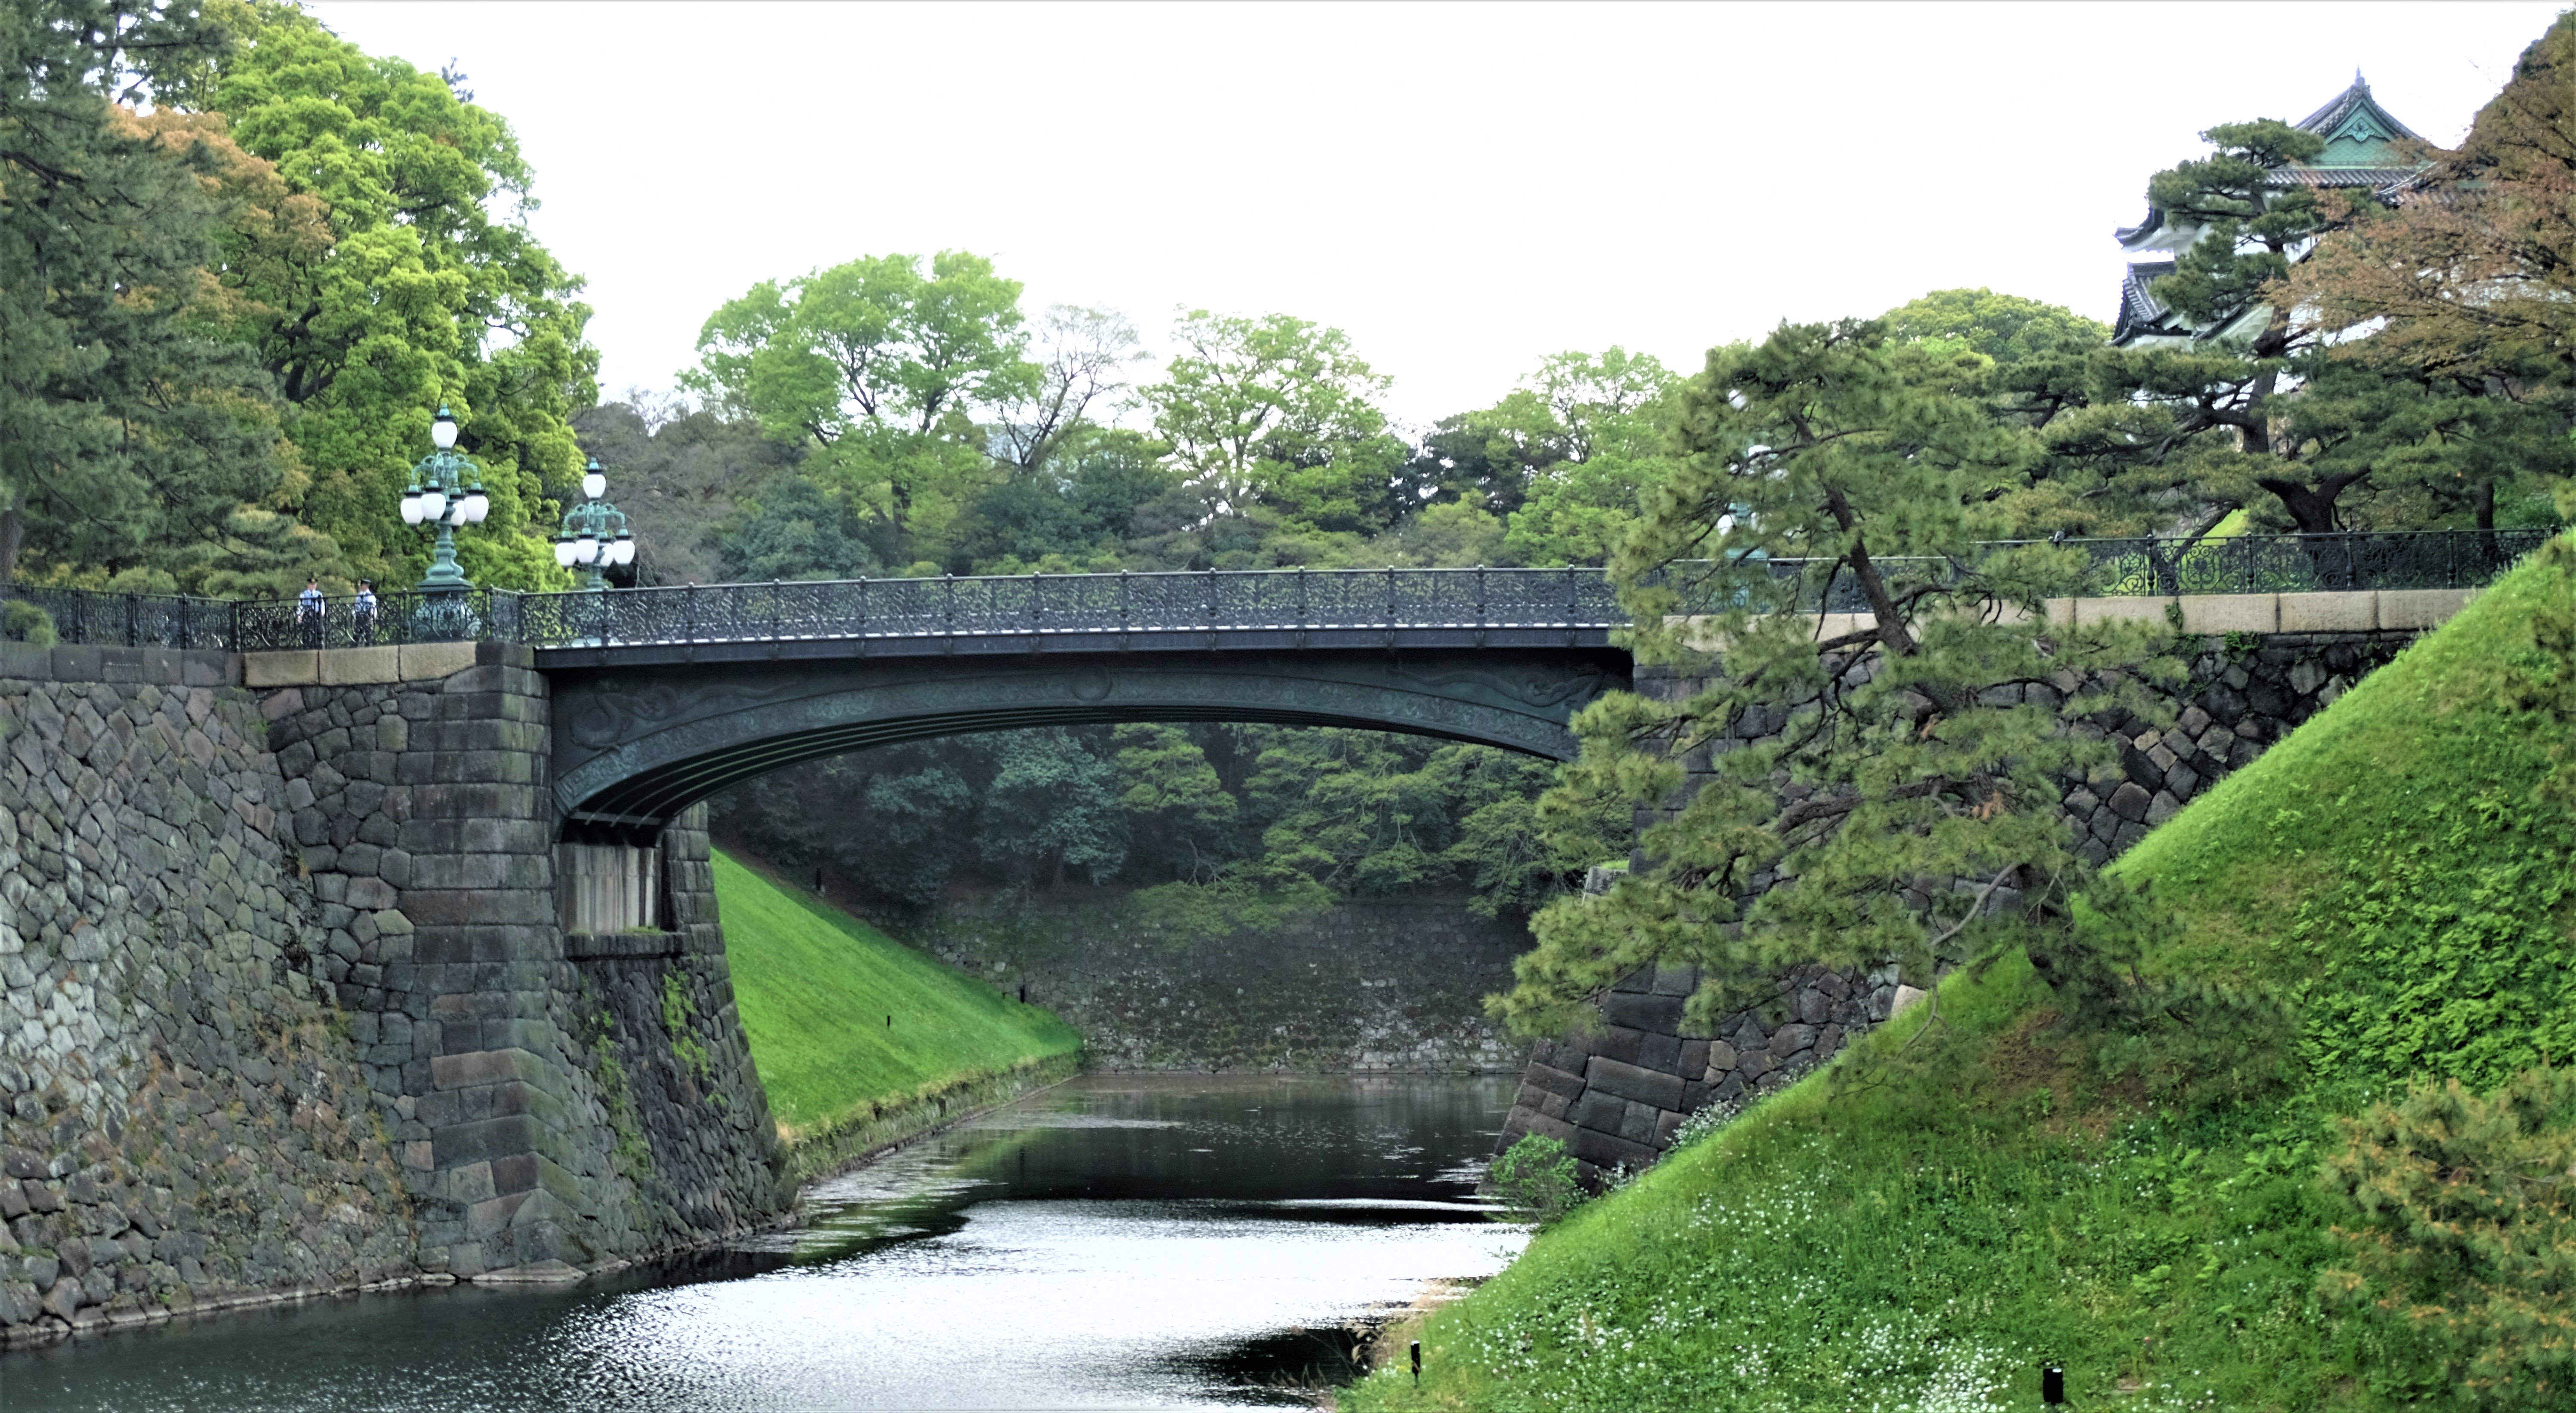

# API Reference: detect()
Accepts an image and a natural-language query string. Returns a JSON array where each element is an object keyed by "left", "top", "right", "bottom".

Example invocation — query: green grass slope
[
  {"left": 715, "top": 850, "right": 1082, "bottom": 1138},
  {"left": 1348, "top": 540, "right": 2575, "bottom": 1413}
]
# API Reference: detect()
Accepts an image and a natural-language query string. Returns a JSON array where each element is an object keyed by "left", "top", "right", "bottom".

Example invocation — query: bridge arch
[{"left": 546, "top": 647, "right": 1628, "bottom": 835}]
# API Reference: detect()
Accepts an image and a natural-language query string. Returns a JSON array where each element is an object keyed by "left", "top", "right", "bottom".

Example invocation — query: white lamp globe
[
  {"left": 612, "top": 536, "right": 635, "bottom": 565},
  {"left": 430, "top": 408, "right": 459, "bottom": 450},
  {"left": 554, "top": 539, "right": 577, "bottom": 567},
  {"left": 581, "top": 470, "right": 606, "bottom": 500},
  {"left": 574, "top": 534, "right": 598, "bottom": 564},
  {"left": 460, "top": 492, "right": 489, "bottom": 524},
  {"left": 400, "top": 494, "right": 425, "bottom": 526},
  {"left": 419, "top": 488, "right": 447, "bottom": 520}
]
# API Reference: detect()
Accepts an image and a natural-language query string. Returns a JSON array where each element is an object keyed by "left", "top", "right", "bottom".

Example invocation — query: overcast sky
[{"left": 304, "top": 0, "right": 2560, "bottom": 429}]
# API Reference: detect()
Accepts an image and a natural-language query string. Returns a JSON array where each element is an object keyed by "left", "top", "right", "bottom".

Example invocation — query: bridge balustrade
[{"left": 2, "top": 529, "right": 2554, "bottom": 653}]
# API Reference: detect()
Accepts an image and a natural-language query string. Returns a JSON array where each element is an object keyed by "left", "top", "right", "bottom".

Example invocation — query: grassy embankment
[
  {"left": 1348, "top": 539, "right": 2576, "bottom": 1412},
  {"left": 714, "top": 850, "right": 1084, "bottom": 1179}
]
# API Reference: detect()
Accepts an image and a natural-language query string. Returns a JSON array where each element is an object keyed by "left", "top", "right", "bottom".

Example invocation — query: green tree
[
  {"left": 1495, "top": 320, "right": 2181, "bottom": 1037},
  {"left": 1882, "top": 288, "right": 2108, "bottom": 366},
  {"left": 2282, "top": 13, "right": 2576, "bottom": 530},
  {"left": 180, "top": 0, "right": 592, "bottom": 591},
  {"left": 954, "top": 427, "right": 1178, "bottom": 572},
  {"left": 1491, "top": 349, "right": 1683, "bottom": 567},
  {"left": 571, "top": 396, "right": 806, "bottom": 586},
  {"left": 1140, "top": 310, "right": 1409, "bottom": 546},
  {"left": 686, "top": 250, "right": 1035, "bottom": 569},
  {"left": 2091, "top": 113, "right": 2568, "bottom": 539},
  {"left": 1, "top": 2, "right": 291, "bottom": 589},
  {"left": 719, "top": 475, "right": 870, "bottom": 583},
  {"left": 1112, "top": 724, "right": 1238, "bottom": 883},
  {"left": 975, "top": 728, "right": 1127, "bottom": 887}
]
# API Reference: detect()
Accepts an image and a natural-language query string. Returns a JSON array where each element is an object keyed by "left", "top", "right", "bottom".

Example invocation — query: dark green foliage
[
  {"left": 1487, "top": 1134, "right": 1584, "bottom": 1227},
  {"left": 1, "top": 1, "right": 289, "bottom": 587},
  {"left": 570, "top": 399, "right": 803, "bottom": 586},
  {"left": 1497, "top": 319, "right": 2181, "bottom": 1037},
  {"left": 713, "top": 720, "right": 1619, "bottom": 919},
  {"left": 2321, "top": 1066, "right": 2576, "bottom": 1410},
  {"left": 720, "top": 475, "right": 873, "bottom": 583},
  {"left": 951, "top": 428, "right": 1180, "bottom": 572},
  {"left": 975, "top": 728, "right": 1127, "bottom": 887}
]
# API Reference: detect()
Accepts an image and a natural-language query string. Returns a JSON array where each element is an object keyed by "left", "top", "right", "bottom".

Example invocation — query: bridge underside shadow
[{"left": 547, "top": 647, "right": 1629, "bottom": 834}]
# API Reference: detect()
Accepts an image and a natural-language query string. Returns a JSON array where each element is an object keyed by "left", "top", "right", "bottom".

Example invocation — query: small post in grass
[
  {"left": 1410, "top": 1340, "right": 1421, "bottom": 1386},
  {"left": 2042, "top": 1363, "right": 2065, "bottom": 1404}
]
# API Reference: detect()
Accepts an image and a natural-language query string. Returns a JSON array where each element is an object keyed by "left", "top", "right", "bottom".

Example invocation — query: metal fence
[
  {"left": 5, "top": 529, "right": 2558, "bottom": 653},
  {"left": 0, "top": 584, "right": 240, "bottom": 649},
  {"left": 506, "top": 565, "right": 1626, "bottom": 650},
  {"left": 228, "top": 588, "right": 521, "bottom": 651},
  {"left": 2045, "top": 529, "right": 2556, "bottom": 597}
]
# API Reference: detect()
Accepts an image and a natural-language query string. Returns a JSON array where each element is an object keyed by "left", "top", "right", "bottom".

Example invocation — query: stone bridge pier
[{"left": 249, "top": 642, "right": 790, "bottom": 1279}]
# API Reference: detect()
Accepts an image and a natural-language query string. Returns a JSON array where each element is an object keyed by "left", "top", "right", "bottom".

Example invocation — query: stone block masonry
[
  {"left": 861, "top": 890, "right": 1532, "bottom": 1073},
  {"left": 257, "top": 646, "right": 790, "bottom": 1282},
  {"left": 1, "top": 641, "right": 790, "bottom": 1346},
  {"left": 1, "top": 644, "right": 414, "bottom": 1343},
  {"left": 1501, "top": 625, "right": 2425, "bottom": 1187}
]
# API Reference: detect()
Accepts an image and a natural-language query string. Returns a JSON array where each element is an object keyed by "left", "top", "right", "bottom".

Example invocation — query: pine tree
[
  {"left": 1, "top": 1, "right": 287, "bottom": 586},
  {"left": 1493, "top": 320, "right": 2182, "bottom": 1037}
]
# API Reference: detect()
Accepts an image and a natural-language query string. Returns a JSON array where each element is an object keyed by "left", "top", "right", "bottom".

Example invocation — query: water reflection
[{"left": 3, "top": 1075, "right": 1525, "bottom": 1411}]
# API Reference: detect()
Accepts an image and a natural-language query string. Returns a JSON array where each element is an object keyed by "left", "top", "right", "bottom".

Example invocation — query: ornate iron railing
[
  {"left": 2036, "top": 529, "right": 2556, "bottom": 597},
  {"left": 0, "top": 584, "right": 240, "bottom": 649},
  {"left": 505, "top": 565, "right": 1628, "bottom": 651},
  {"left": 228, "top": 587, "right": 522, "bottom": 651},
  {"left": 5, "top": 530, "right": 2557, "bottom": 653}
]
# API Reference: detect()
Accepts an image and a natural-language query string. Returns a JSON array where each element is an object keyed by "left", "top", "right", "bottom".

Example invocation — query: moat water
[{"left": 3, "top": 1075, "right": 1526, "bottom": 1410}]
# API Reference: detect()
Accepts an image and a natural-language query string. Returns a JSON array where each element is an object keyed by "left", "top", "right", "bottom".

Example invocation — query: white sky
[{"left": 304, "top": 0, "right": 2560, "bottom": 430}]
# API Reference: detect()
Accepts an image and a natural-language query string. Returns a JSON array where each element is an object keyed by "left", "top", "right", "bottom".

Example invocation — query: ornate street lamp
[
  {"left": 553, "top": 456, "right": 633, "bottom": 592},
  {"left": 401, "top": 405, "right": 491, "bottom": 627}
]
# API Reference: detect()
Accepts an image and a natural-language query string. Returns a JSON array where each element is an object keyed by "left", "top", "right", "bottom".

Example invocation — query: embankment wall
[
  {"left": 861, "top": 893, "right": 1533, "bottom": 1074},
  {"left": 0, "top": 642, "right": 789, "bottom": 1346}
]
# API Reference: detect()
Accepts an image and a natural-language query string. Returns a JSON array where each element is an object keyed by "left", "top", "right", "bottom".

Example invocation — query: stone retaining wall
[
  {"left": 1501, "top": 620, "right": 2427, "bottom": 1186},
  {"left": 255, "top": 646, "right": 790, "bottom": 1279},
  {"left": 0, "top": 641, "right": 790, "bottom": 1346},
  {"left": 872, "top": 891, "right": 1533, "bottom": 1074},
  {"left": 1, "top": 644, "right": 414, "bottom": 1344}
]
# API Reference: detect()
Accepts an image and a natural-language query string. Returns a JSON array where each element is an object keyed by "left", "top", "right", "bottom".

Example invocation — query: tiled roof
[
  {"left": 2263, "top": 166, "right": 2424, "bottom": 188},
  {"left": 2112, "top": 261, "right": 2180, "bottom": 345},
  {"left": 2114, "top": 208, "right": 2166, "bottom": 249},
  {"left": 2295, "top": 76, "right": 2427, "bottom": 144}
]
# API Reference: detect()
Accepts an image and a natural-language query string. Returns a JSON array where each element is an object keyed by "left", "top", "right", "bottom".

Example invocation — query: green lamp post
[
  {"left": 553, "top": 456, "right": 632, "bottom": 592},
  {"left": 400, "top": 404, "right": 491, "bottom": 633}
]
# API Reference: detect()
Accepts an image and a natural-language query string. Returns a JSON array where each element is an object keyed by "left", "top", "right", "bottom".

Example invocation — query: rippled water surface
[{"left": 3, "top": 1075, "right": 1526, "bottom": 1411}]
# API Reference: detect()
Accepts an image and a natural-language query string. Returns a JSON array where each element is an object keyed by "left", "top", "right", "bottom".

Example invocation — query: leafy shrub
[
  {"left": 2321, "top": 1065, "right": 2576, "bottom": 1410},
  {"left": 1488, "top": 1133, "right": 1585, "bottom": 1226},
  {"left": 3, "top": 601, "right": 57, "bottom": 645}
]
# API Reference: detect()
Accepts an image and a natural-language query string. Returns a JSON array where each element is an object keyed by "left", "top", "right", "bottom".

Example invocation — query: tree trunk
[
  {"left": 1820, "top": 485, "right": 1917, "bottom": 658},
  {"left": 0, "top": 501, "right": 21, "bottom": 589}
]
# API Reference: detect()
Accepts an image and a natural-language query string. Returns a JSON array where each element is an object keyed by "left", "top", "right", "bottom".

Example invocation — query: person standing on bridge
[
  {"left": 352, "top": 580, "right": 377, "bottom": 646},
  {"left": 297, "top": 577, "right": 324, "bottom": 648}
]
